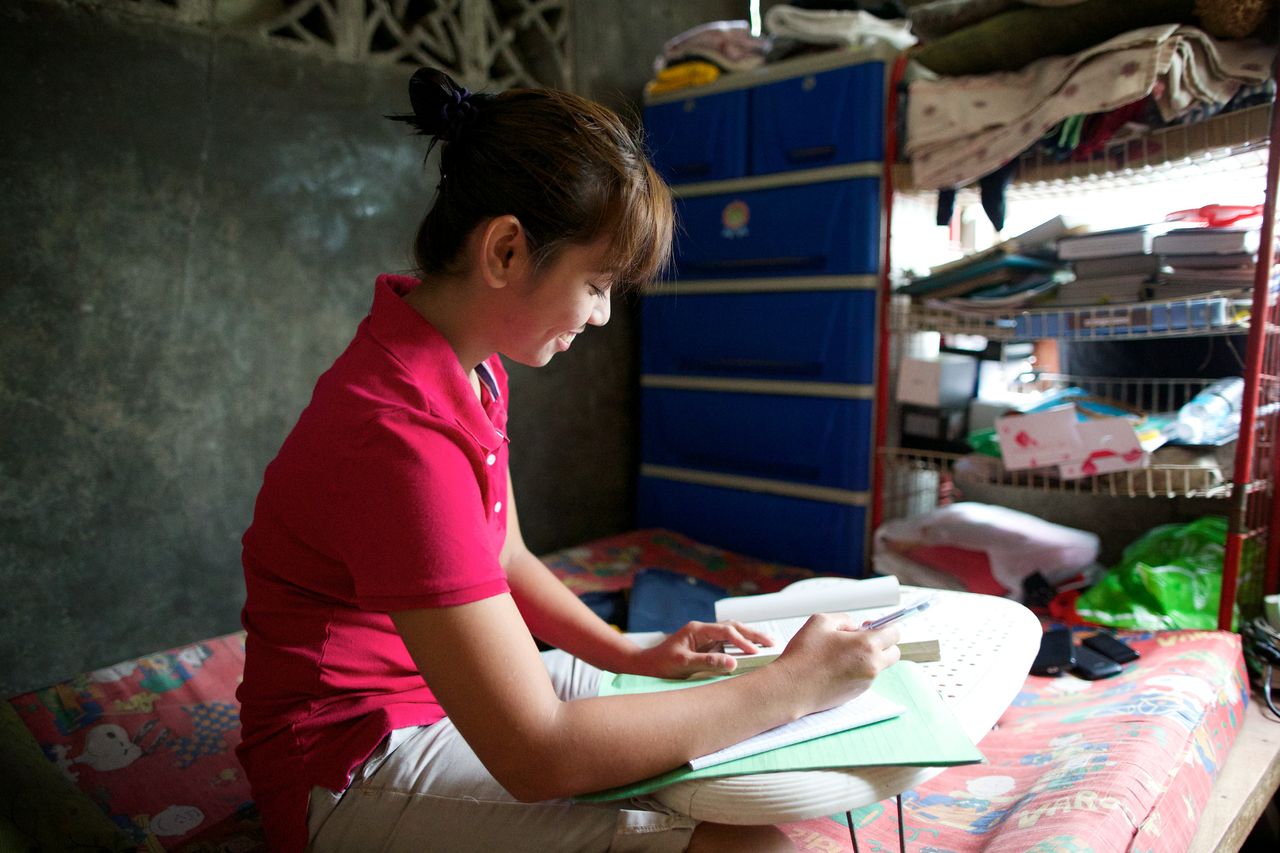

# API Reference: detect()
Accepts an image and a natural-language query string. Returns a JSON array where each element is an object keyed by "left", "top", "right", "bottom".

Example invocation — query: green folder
[{"left": 577, "top": 660, "right": 983, "bottom": 802}]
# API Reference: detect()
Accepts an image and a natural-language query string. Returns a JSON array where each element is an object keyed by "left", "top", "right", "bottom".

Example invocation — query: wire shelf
[
  {"left": 878, "top": 446, "right": 1240, "bottom": 509},
  {"left": 892, "top": 293, "right": 1250, "bottom": 342}
]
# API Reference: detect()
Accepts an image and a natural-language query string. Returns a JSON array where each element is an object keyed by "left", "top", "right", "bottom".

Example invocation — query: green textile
[
  {"left": 1075, "top": 515, "right": 1238, "bottom": 630},
  {"left": 913, "top": 0, "right": 1197, "bottom": 76}
]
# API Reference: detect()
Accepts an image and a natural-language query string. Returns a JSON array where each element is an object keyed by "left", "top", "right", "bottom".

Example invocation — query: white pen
[{"left": 861, "top": 595, "right": 934, "bottom": 630}]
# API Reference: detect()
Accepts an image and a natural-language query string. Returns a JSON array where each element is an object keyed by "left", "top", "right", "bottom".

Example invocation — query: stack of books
[
  {"left": 898, "top": 254, "right": 1057, "bottom": 302},
  {"left": 1052, "top": 223, "right": 1176, "bottom": 306},
  {"left": 899, "top": 216, "right": 1078, "bottom": 307},
  {"left": 1146, "top": 227, "right": 1270, "bottom": 300}
]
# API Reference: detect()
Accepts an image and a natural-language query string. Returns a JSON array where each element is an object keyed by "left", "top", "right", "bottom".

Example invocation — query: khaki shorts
[{"left": 307, "top": 650, "right": 697, "bottom": 853}]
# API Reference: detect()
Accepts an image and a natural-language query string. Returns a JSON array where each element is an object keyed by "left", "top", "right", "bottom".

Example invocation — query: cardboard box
[
  {"left": 896, "top": 354, "right": 977, "bottom": 408},
  {"left": 994, "top": 406, "right": 1149, "bottom": 478},
  {"left": 994, "top": 407, "right": 1082, "bottom": 470},
  {"left": 1057, "top": 418, "right": 1148, "bottom": 478}
]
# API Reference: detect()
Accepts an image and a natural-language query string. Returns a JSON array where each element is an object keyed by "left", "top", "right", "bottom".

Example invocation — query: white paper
[
  {"left": 714, "top": 575, "right": 900, "bottom": 623},
  {"left": 727, "top": 595, "right": 934, "bottom": 658},
  {"left": 688, "top": 688, "right": 904, "bottom": 770}
]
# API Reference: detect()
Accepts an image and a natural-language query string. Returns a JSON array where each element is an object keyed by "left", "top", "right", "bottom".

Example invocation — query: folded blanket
[
  {"left": 906, "top": 24, "right": 1275, "bottom": 189},
  {"left": 654, "top": 20, "right": 768, "bottom": 74},
  {"left": 765, "top": 4, "right": 918, "bottom": 50}
]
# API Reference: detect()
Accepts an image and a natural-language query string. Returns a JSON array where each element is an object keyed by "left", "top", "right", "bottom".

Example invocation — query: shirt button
[
  {"left": 494, "top": 501, "right": 503, "bottom": 513},
  {"left": 486, "top": 453, "right": 497, "bottom": 466}
]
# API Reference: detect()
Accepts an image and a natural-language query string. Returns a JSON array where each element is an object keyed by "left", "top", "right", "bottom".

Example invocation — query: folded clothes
[
  {"left": 653, "top": 20, "right": 768, "bottom": 75},
  {"left": 644, "top": 61, "right": 721, "bottom": 97},
  {"left": 765, "top": 3, "right": 917, "bottom": 50},
  {"left": 906, "top": 24, "right": 1275, "bottom": 190}
]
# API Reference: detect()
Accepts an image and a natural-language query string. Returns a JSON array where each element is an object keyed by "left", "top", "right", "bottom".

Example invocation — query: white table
[{"left": 648, "top": 587, "right": 1042, "bottom": 824}]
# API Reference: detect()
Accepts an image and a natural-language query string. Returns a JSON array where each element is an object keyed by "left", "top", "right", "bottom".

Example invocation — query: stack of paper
[
  {"left": 576, "top": 579, "right": 981, "bottom": 802},
  {"left": 578, "top": 660, "right": 982, "bottom": 801}
]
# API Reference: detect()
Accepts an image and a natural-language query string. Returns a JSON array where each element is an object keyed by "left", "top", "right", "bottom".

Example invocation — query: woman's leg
[{"left": 307, "top": 650, "right": 698, "bottom": 853}]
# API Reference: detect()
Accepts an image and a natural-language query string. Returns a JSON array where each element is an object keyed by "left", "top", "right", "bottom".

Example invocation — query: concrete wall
[{"left": 0, "top": 0, "right": 748, "bottom": 695}]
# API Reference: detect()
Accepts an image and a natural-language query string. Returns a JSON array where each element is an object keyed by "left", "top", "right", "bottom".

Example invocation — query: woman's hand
[
  {"left": 629, "top": 620, "right": 776, "bottom": 680},
  {"left": 773, "top": 613, "right": 901, "bottom": 714}
]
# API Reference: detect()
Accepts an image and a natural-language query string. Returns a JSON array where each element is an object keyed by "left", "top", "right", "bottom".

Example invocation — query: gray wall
[{"left": 0, "top": 0, "right": 749, "bottom": 696}]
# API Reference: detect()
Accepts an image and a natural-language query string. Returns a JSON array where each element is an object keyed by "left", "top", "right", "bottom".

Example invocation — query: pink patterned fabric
[
  {"left": 6, "top": 531, "right": 1246, "bottom": 852},
  {"left": 779, "top": 629, "right": 1247, "bottom": 853},
  {"left": 8, "top": 633, "right": 254, "bottom": 850}
]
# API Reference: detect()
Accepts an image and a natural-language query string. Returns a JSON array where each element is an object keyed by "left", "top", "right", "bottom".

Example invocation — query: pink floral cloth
[{"left": 6, "top": 531, "right": 1247, "bottom": 852}]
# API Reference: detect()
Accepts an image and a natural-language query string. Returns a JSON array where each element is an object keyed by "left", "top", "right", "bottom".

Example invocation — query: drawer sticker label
[{"left": 721, "top": 199, "right": 750, "bottom": 239}]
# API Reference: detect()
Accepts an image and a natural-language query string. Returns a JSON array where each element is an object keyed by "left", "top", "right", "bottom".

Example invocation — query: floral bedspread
[
  {"left": 780, "top": 629, "right": 1247, "bottom": 853},
  {"left": 4, "top": 530, "right": 1247, "bottom": 852}
]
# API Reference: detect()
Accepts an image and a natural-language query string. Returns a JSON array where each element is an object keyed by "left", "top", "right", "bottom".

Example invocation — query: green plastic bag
[
  {"left": 1074, "top": 516, "right": 1236, "bottom": 631},
  {"left": 966, "top": 427, "right": 1002, "bottom": 458}
]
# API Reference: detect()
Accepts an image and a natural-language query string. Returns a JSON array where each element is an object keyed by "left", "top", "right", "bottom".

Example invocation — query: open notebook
[{"left": 577, "top": 660, "right": 982, "bottom": 802}]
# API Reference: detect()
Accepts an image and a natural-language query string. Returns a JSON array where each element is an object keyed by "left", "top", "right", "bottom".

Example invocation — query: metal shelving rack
[{"left": 871, "top": 54, "right": 1280, "bottom": 628}]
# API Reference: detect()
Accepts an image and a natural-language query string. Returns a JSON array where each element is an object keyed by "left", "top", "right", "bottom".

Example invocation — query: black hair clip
[{"left": 387, "top": 67, "right": 483, "bottom": 143}]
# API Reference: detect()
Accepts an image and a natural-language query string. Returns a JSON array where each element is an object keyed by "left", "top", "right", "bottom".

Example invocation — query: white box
[
  {"left": 994, "top": 406, "right": 1150, "bottom": 477},
  {"left": 896, "top": 354, "right": 977, "bottom": 408}
]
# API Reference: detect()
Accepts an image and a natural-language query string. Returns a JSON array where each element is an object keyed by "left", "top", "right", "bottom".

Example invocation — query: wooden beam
[{"left": 1187, "top": 694, "right": 1280, "bottom": 852}]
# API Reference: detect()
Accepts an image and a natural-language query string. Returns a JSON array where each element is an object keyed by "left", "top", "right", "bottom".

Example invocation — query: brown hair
[{"left": 390, "top": 68, "right": 673, "bottom": 291}]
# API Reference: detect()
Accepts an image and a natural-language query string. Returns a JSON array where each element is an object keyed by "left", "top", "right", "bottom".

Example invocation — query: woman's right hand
[{"left": 772, "top": 612, "right": 902, "bottom": 714}]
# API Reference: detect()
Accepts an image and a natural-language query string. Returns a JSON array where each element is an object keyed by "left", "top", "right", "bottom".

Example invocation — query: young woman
[{"left": 236, "top": 68, "right": 901, "bottom": 853}]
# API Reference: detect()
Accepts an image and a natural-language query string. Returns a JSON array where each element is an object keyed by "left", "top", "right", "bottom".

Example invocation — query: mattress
[{"left": 3, "top": 529, "right": 1246, "bottom": 852}]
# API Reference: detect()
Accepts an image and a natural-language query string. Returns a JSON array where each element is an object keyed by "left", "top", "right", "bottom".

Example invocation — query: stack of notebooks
[
  {"left": 899, "top": 216, "right": 1077, "bottom": 308},
  {"left": 1053, "top": 222, "right": 1177, "bottom": 306},
  {"left": 1147, "top": 227, "right": 1272, "bottom": 300},
  {"left": 906, "top": 217, "right": 1273, "bottom": 313},
  {"left": 1056, "top": 222, "right": 1272, "bottom": 306}
]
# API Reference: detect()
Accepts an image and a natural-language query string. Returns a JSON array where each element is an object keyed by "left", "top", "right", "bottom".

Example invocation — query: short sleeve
[{"left": 330, "top": 411, "right": 509, "bottom": 612}]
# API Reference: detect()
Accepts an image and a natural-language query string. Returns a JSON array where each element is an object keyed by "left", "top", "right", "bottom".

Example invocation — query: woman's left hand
[{"left": 630, "top": 620, "right": 775, "bottom": 680}]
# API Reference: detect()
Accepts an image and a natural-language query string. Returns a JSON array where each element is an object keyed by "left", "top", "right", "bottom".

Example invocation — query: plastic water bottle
[{"left": 1174, "top": 377, "right": 1245, "bottom": 444}]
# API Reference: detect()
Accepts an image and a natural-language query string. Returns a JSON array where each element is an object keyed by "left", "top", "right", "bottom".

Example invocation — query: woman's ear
[{"left": 477, "top": 215, "right": 528, "bottom": 289}]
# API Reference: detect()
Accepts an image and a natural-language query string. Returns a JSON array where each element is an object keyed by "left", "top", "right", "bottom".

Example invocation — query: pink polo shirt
[{"left": 236, "top": 274, "right": 511, "bottom": 853}]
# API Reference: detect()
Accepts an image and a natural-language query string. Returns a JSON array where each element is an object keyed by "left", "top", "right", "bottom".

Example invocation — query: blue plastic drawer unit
[
  {"left": 751, "top": 61, "right": 885, "bottom": 175},
  {"left": 674, "top": 179, "right": 880, "bottom": 278},
  {"left": 643, "top": 89, "right": 749, "bottom": 184},
  {"left": 642, "top": 290, "right": 878, "bottom": 384},
  {"left": 637, "top": 476, "right": 866, "bottom": 575},
  {"left": 641, "top": 388, "right": 872, "bottom": 491}
]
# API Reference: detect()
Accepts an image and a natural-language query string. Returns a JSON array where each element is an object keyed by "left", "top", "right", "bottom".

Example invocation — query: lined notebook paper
[
  {"left": 578, "top": 661, "right": 982, "bottom": 802},
  {"left": 688, "top": 689, "right": 902, "bottom": 770}
]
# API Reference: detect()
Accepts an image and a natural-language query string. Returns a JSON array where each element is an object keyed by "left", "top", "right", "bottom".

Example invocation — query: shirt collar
[
  {"left": 475, "top": 362, "right": 501, "bottom": 403},
  {"left": 367, "top": 274, "right": 505, "bottom": 453}
]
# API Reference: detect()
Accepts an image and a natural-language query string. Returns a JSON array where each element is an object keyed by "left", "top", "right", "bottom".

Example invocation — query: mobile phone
[
  {"left": 1072, "top": 645, "right": 1123, "bottom": 680},
  {"left": 1083, "top": 632, "right": 1139, "bottom": 664},
  {"left": 1031, "top": 627, "right": 1075, "bottom": 676}
]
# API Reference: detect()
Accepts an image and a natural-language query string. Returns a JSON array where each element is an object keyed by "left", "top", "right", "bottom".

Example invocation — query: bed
[{"left": 2, "top": 529, "right": 1269, "bottom": 852}]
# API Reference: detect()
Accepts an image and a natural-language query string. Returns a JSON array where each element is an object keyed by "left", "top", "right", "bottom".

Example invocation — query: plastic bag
[{"left": 1074, "top": 515, "right": 1235, "bottom": 631}]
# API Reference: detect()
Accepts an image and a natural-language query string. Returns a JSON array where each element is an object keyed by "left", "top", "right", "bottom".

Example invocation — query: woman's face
[{"left": 500, "top": 238, "right": 613, "bottom": 367}]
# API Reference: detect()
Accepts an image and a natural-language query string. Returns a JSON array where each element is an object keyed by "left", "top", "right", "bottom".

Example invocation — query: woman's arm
[
  {"left": 498, "top": 470, "right": 769, "bottom": 678},
  {"left": 391, "top": 594, "right": 899, "bottom": 803}
]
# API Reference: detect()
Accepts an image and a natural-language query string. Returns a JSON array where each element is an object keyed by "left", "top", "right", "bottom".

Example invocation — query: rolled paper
[{"left": 714, "top": 575, "right": 900, "bottom": 623}]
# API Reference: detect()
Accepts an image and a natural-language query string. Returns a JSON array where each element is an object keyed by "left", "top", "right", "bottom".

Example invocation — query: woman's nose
[{"left": 589, "top": 291, "right": 611, "bottom": 327}]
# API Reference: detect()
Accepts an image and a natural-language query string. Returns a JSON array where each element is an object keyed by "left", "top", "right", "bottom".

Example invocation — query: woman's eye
[{"left": 589, "top": 284, "right": 606, "bottom": 297}]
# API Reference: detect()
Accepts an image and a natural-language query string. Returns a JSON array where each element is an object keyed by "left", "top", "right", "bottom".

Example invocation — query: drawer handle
[
  {"left": 670, "top": 162, "right": 712, "bottom": 178},
  {"left": 787, "top": 145, "right": 837, "bottom": 163},
  {"left": 676, "top": 358, "right": 825, "bottom": 378},
  {"left": 683, "top": 255, "right": 826, "bottom": 272}
]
